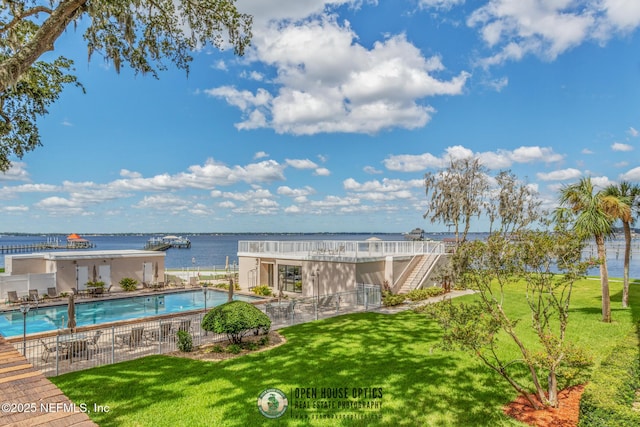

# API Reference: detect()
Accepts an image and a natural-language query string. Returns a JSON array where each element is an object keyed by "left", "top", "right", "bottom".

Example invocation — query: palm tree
[
  {"left": 558, "top": 177, "right": 616, "bottom": 322},
  {"left": 602, "top": 182, "right": 639, "bottom": 308}
]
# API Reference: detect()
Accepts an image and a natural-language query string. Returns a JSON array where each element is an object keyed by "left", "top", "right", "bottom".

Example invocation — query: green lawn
[{"left": 51, "top": 278, "right": 639, "bottom": 426}]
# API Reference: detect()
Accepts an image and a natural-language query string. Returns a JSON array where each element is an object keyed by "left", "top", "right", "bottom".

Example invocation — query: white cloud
[
  {"left": 286, "top": 158, "right": 318, "bottom": 169},
  {"left": 418, "top": 0, "right": 464, "bottom": 10},
  {"left": 213, "top": 60, "right": 227, "bottom": 71},
  {"left": 1, "top": 205, "right": 28, "bottom": 213},
  {"left": 219, "top": 201, "right": 236, "bottom": 209},
  {"left": 314, "top": 168, "right": 331, "bottom": 176},
  {"left": 343, "top": 177, "right": 423, "bottom": 192},
  {"left": 581, "top": 148, "right": 594, "bottom": 154},
  {"left": 385, "top": 145, "right": 564, "bottom": 172},
  {"left": 208, "top": 16, "right": 469, "bottom": 135},
  {"left": 277, "top": 186, "right": 316, "bottom": 197},
  {"left": 254, "top": 151, "right": 269, "bottom": 159},
  {"left": 468, "top": 0, "right": 640, "bottom": 67},
  {"left": 611, "top": 142, "right": 634, "bottom": 151},
  {"left": 384, "top": 152, "right": 443, "bottom": 172},
  {"left": 536, "top": 168, "right": 582, "bottom": 181},
  {"left": 591, "top": 176, "right": 615, "bottom": 189},
  {"left": 284, "top": 205, "right": 302, "bottom": 213},
  {"left": 120, "top": 169, "right": 142, "bottom": 179},
  {"left": 0, "top": 162, "right": 30, "bottom": 182},
  {"left": 509, "top": 146, "right": 564, "bottom": 163},
  {"left": 628, "top": 127, "right": 639, "bottom": 137},
  {"left": 34, "top": 196, "right": 87, "bottom": 215},
  {"left": 620, "top": 166, "right": 640, "bottom": 181},
  {"left": 363, "top": 166, "right": 383, "bottom": 174}
]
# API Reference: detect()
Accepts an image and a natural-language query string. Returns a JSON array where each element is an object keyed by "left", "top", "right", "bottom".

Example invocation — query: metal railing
[
  {"left": 12, "top": 312, "right": 227, "bottom": 377},
  {"left": 260, "top": 286, "right": 382, "bottom": 328},
  {"left": 11, "top": 287, "right": 382, "bottom": 377},
  {"left": 238, "top": 240, "right": 445, "bottom": 259}
]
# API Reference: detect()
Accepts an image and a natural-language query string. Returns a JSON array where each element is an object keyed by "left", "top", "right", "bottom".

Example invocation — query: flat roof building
[
  {"left": 237, "top": 239, "right": 449, "bottom": 297},
  {"left": 2, "top": 250, "right": 165, "bottom": 301}
]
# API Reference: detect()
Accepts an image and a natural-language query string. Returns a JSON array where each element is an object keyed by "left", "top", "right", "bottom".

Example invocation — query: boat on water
[
  {"left": 144, "top": 235, "right": 191, "bottom": 250},
  {"left": 403, "top": 228, "right": 426, "bottom": 241}
]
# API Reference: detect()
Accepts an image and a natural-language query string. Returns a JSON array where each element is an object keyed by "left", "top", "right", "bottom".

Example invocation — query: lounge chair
[
  {"left": 40, "top": 339, "right": 67, "bottom": 363},
  {"left": 7, "top": 291, "right": 20, "bottom": 304},
  {"left": 117, "top": 327, "right": 146, "bottom": 350},
  {"left": 86, "top": 330, "right": 103, "bottom": 352},
  {"left": 149, "top": 323, "right": 173, "bottom": 342},
  {"left": 47, "top": 287, "right": 58, "bottom": 298},
  {"left": 28, "top": 289, "right": 39, "bottom": 302}
]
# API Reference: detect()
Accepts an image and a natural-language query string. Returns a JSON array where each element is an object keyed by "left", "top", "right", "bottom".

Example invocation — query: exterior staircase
[{"left": 395, "top": 253, "right": 441, "bottom": 294}]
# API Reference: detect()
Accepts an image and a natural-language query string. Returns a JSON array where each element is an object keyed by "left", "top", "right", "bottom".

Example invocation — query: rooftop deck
[{"left": 238, "top": 240, "right": 445, "bottom": 260}]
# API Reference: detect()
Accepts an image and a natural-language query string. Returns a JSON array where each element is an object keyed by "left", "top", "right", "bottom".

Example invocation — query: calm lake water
[{"left": 0, "top": 233, "right": 638, "bottom": 279}]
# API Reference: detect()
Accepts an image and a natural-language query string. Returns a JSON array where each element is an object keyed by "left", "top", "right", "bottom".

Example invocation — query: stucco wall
[
  {"left": 7, "top": 257, "right": 47, "bottom": 275},
  {"left": 355, "top": 260, "right": 386, "bottom": 286},
  {"left": 5, "top": 252, "right": 165, "bottom": 294}
]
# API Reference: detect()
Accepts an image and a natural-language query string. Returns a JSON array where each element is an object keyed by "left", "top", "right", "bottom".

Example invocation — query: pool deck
[{"left": 0, "top": 278, "right": 245, "bottom": 314}]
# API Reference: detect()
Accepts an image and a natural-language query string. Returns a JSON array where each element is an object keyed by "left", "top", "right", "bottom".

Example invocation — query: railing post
[
  {"left": 111, "top": 326, "right": 115, "bottom": 364},
  {"left": 55, "top": 335, "right": 59, "bottom": 376}
]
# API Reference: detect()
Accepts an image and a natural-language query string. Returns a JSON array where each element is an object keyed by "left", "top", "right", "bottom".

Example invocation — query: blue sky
[{"left": 1, "top": 0, "right": 639, "bottom": 233}]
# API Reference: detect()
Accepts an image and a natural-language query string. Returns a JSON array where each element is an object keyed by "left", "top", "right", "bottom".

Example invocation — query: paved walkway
[
  {"left": 374, "top": 289, "right": 477, "bottom": 314},
  {"left": 0, "top": 336, "right": 96, "bottom": 426}
]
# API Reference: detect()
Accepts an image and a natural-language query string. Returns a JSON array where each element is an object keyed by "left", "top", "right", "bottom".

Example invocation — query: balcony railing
[{"left": 238, "top": 240, "right": 445, "bottom": 259}]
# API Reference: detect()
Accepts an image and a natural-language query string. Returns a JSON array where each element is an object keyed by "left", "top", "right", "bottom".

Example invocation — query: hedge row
[{"left": 578, "top": 328, "right": 640, "bottom": 426}]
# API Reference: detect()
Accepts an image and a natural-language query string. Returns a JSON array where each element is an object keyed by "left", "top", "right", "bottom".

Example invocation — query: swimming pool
[{"left": 0, "top": 290, "right": 261, "bottom": 338}]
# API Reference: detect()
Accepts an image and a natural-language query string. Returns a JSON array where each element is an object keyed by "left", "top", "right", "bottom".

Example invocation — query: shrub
[
  {"left": 226, "top": 344, "right": 242, "bottom": 354},
  {"left": 258, "top": 336, "right": 270, "bottom": 346},
  {"left": 214, "top": 282, "right": 241, "bottom": 291},
  {"left": 406, "top": 287, "right": 445, "bottom": 301},
  {"left": 201, "top": 301, "right": 271, "bottom": 344},
  {"left": 176, "top": 330, "right": 193, "bottom": 352},
  {"left": 579, "top": 329, "right": 640, "bottom": 426},
  {"left": 86, "top": 281, "right": 105, "bottom": 289},
  {"left": 209, "top": 344, "right": 224, "bottom": 353},
  {"left": 119, "top": 277, "right": 138, "bottom": 292},
  {"left": 252, "top": 285, "right": 273, "bottom": 296},
  {"left": 245, "top": 342, "right": 259, "bottom": 351},
  {"left": 382, "top": 291, "right": 406, "bottom": 307}
]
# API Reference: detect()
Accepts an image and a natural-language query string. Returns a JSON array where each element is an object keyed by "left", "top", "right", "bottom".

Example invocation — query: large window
[{"left": 278, "top": 265, "right": 302, "bottom": 293}]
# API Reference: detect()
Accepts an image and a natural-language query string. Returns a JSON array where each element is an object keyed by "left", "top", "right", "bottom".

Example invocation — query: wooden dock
[{"left": 0, "top": 242, "right": 96, "bottom": 254}]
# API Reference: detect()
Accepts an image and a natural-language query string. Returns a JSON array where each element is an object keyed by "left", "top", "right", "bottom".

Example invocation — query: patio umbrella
[
  {"left": 67, "top": 294, "right": 76, "bottom": 332},
  {"left": 154, "top": 262, "right": 159, "bottom": 285},
  {"left": 228, "top": 277, "right": 234, "bottom": 302},
  {"left": 92, "top": 264, "right": 97, "bottom": 282},
  {"left": 225, "top": 256, "right": 229, "bottom": 272}
]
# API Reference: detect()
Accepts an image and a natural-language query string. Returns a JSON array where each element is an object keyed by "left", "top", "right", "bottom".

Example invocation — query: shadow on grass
[{"left": 52, "top": 311, "right": 520, "bottom": 426}]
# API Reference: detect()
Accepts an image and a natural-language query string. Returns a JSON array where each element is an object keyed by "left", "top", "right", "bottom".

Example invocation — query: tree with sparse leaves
[
  {"left": 0, "top": 0, "right": 252, "bottom": 171},
  {"left": 423, "top": 157, "right": 489, "bottom": 244},
  {"left": 423, "top": 176, "right": 591, "bottom": 409}
]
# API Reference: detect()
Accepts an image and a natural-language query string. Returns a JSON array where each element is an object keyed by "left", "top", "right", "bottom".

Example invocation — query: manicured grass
[{"left": 51, "top": 278, "right": 638, "bottom": 426}]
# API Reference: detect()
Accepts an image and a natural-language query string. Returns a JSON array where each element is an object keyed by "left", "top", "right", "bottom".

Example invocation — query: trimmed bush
[
  {"left": 382, "top": 291, "right": 406, "bottom": 307},
  {"left": 579, "top": 329, "right": 640, "bottom": 427},
  {"left": 176, "top": 330, "right": 193, "bottom": 352},
  {"left": 406, "top": 287, "right": 445, "bottom": 301},
  {"left": 252, "top": 285, "right": 273, "bottom": 296},
  {"left": 119, "top": 277, "right": 138, "bottom": 292},
  {"left": 201, "top": 301, "right": 271, "bottom": 344}
]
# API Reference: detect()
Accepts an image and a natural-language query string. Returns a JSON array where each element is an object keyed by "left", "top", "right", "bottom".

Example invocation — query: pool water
[{"left": 0, "top": 290, "right": 261, "bottom": 338}]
